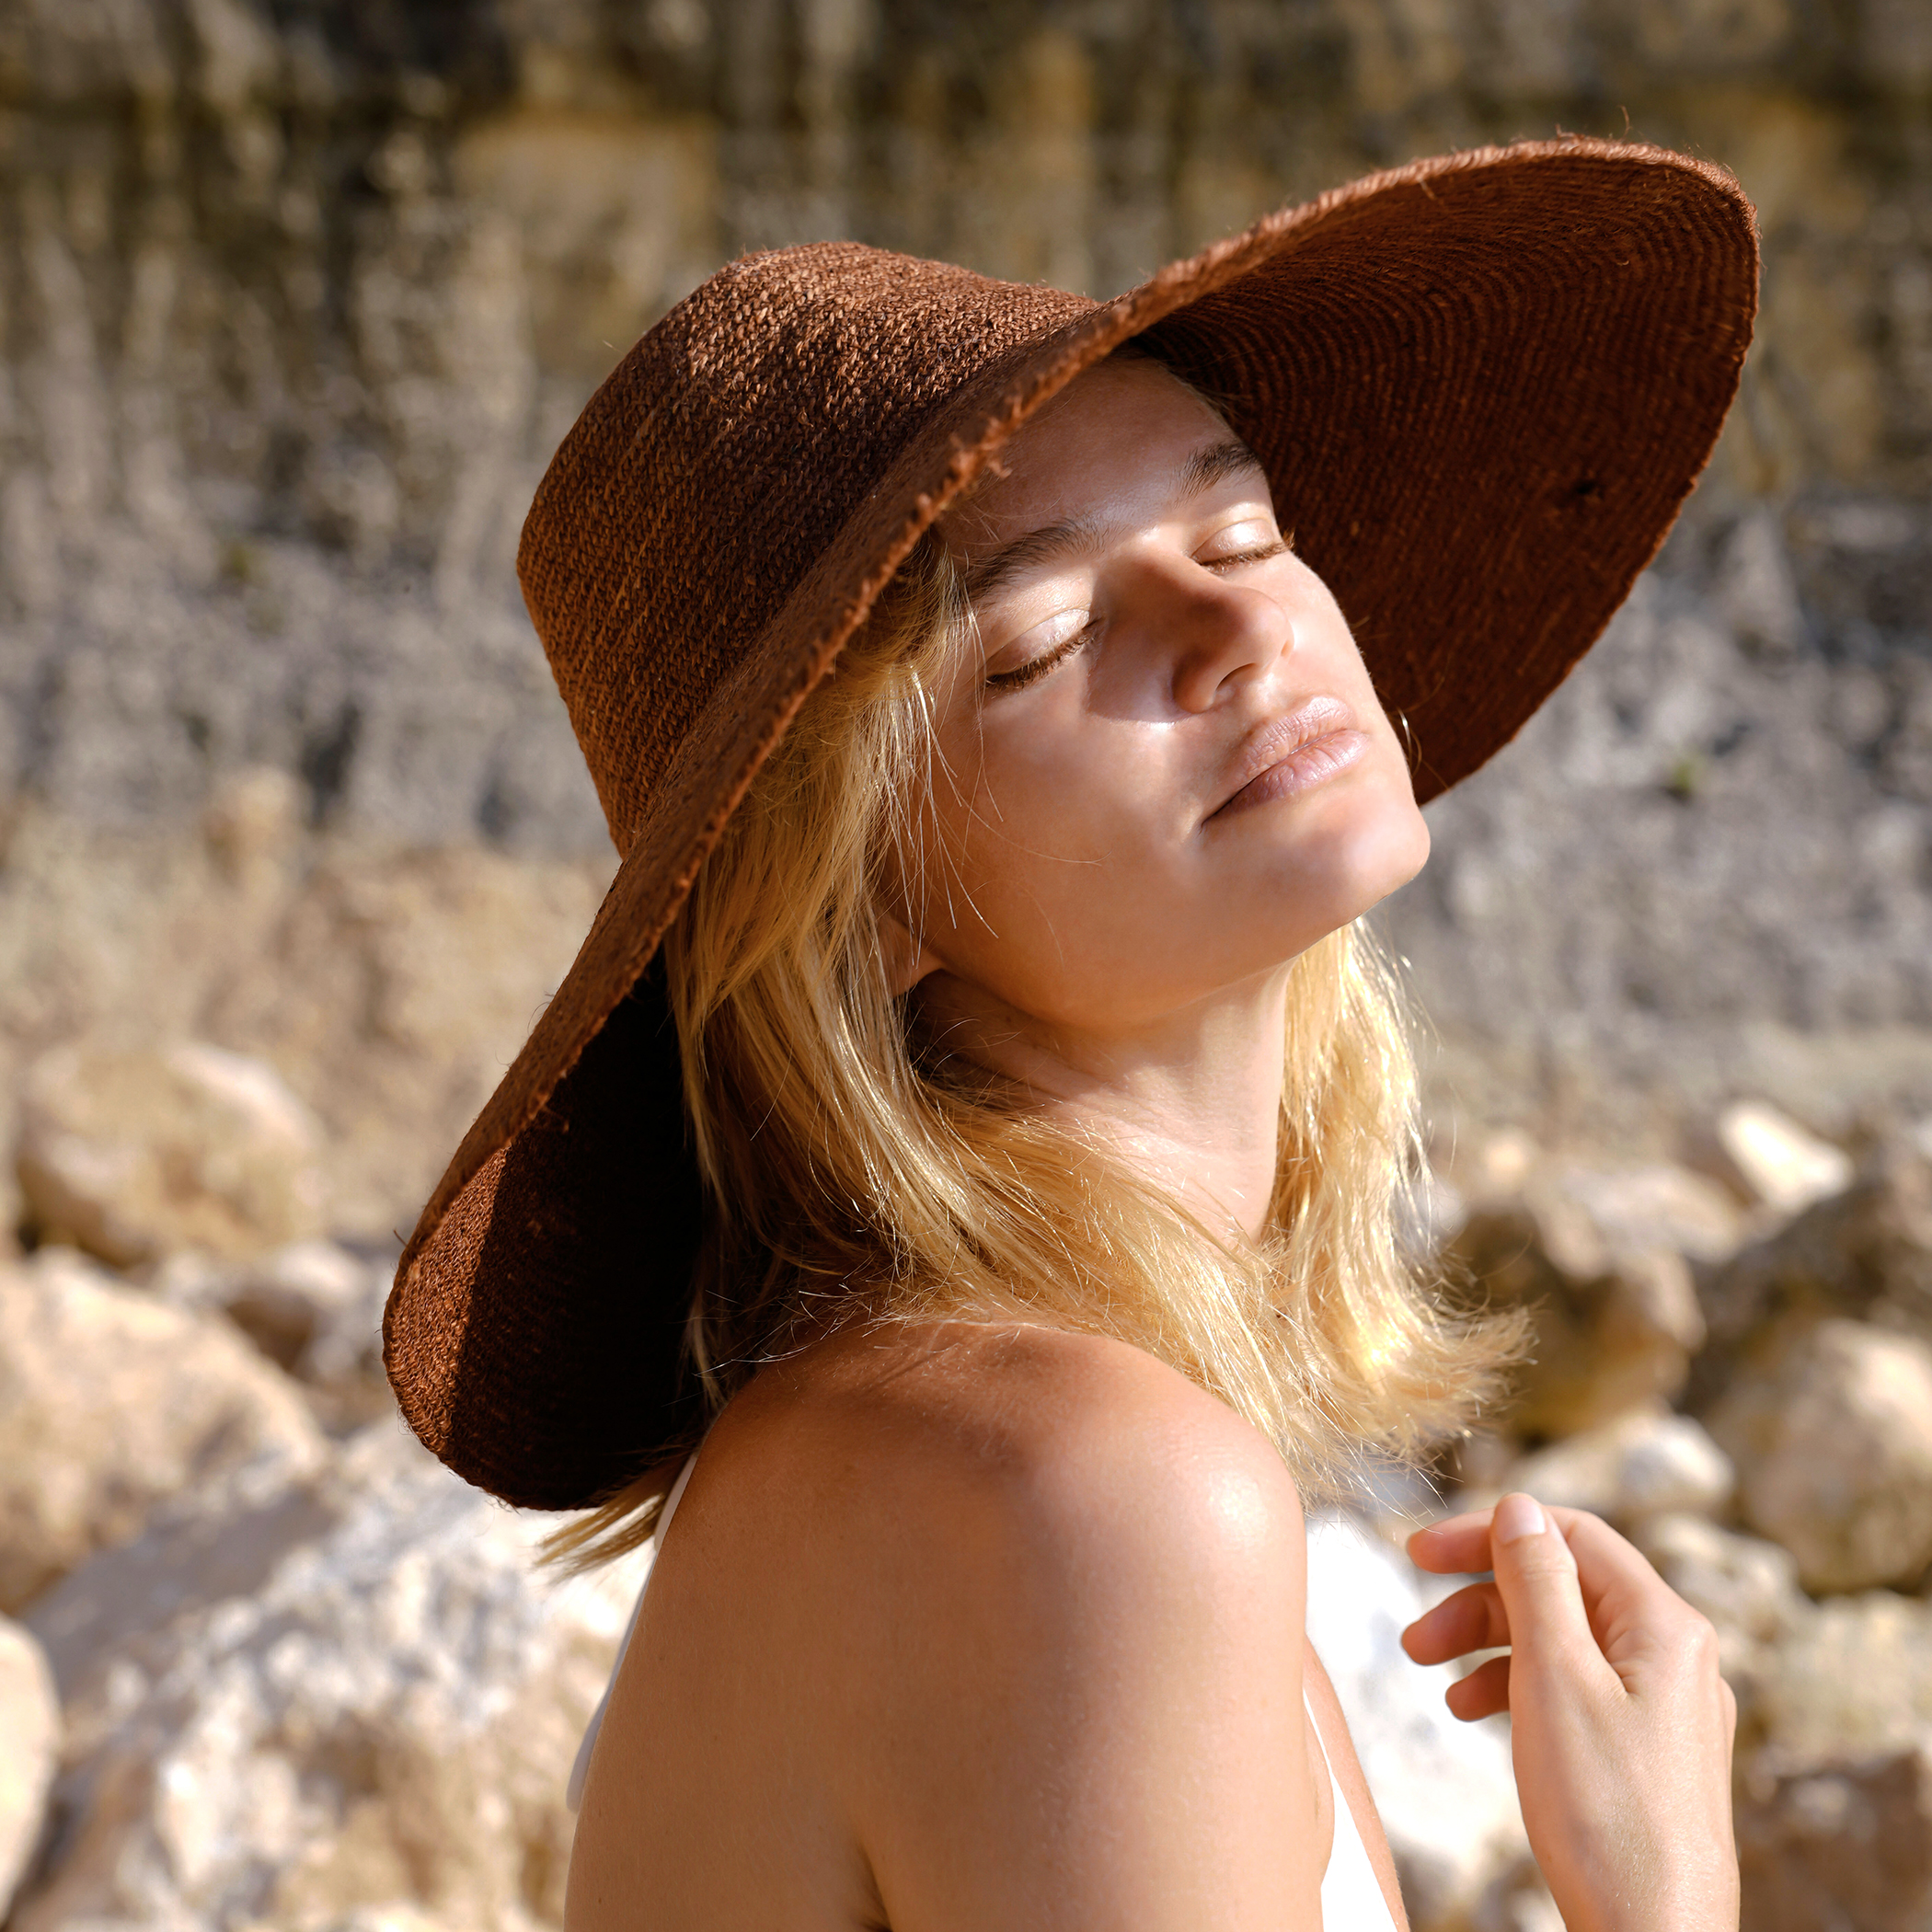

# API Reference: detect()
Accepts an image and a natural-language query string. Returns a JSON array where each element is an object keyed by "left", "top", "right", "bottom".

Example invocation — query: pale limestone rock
[
  {"left": 200, "top": 765, "right": 304, "bottom": 892},
  {"left": 0, "top": 807, "right": 611, "bottom": 1261},
  {"left": 221, "top": 1238, "right": 387, "bottom": 1384},
  {"left": 0, "top": 1614, "right": 59, "bottom": 1917},
  {"left": 153, "top": 1238, "right": 397, "bottom": 1434},
  {"left": 1547, "top": 1163, "right": 1746, "bottom": 1266},
  {"left": 1752, "top": 1591, "right": 1932, "bottom": 1763},
  {"left": 0, "top": 1248, "right": 327, "bottom": 1613},
  {"left": 16, "top": 1040, "right": 325, "bottom": 1266},
  {"left": 1713, "top": 1098, "right": 1854, "bottom": 1216},
  {"left": 1473, "top": 1874, "right": 1567, "bottom": 1932},
  {"left": 16, "top": 1424, "right": 651, "bottom": 1932},
  {"left": 155, "top": 1238, "right": 391, "bottom": 1384},
  {"left": 1631, "top": 1513, "right": 1809, "bottom": 1696},
  {"left": 1305, "top": 1514, "right": 1536, "bottom": 1932},
  {"left": 1700, "top": 1138, "right": 1932, "bottom": 1354},
  {"left": 1708, "top": 1317, "right": 1932, "bottom": 1593},
  {"left": 1448, "top": 1165, "right": 1724, "bottom": 1437},
  {"left": 198, "top": 845, "right": 612, "bottom": 1237},
  {"left": 1501, "top": 1410, "right": 1734, "bottom": 1527},
  {"left": 1632, "top": 1513, "right": 1805, "bottom": 1648}
]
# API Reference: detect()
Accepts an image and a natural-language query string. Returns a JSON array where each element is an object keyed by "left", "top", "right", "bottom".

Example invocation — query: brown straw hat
[{"left": 384, "top": 137, "right": 1758, "bottom": 1511}]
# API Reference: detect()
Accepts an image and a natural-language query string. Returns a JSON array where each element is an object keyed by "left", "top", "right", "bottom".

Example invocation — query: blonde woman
[{"left": 385, "top": 140, "right": 1757, "bottom": 1930}]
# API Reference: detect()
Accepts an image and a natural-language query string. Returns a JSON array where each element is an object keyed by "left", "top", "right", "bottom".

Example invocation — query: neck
[{"left": 916, "top": 969, "right": 1290, "bottom": 1241}]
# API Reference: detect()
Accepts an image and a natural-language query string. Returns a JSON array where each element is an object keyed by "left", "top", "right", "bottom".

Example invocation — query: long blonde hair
[{"left": 547, "top": 491, "right": 1521, "bottom": 1570}]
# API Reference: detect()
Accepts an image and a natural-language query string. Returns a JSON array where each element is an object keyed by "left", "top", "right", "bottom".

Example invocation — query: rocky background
[{"left": 2, "top": 0, "right": 1931, "bottom": 1927}]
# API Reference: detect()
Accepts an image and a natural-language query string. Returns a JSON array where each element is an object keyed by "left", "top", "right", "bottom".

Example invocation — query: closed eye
[
  {"left": 985, "top": 618, "right": 1097, "bottom": 694},
  {"left": 1202, "top": 534, "right": 1293, "bottom": 572}
]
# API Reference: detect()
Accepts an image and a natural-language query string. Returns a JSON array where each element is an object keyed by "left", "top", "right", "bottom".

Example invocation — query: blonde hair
[{"left": 548, "top": 501, "right": 1522, "bottom": 1571}]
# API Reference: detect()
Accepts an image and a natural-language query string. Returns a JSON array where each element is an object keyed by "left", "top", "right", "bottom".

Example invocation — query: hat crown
[{"left": 518, "top": 244, "right": 1092, "bottom": 854}]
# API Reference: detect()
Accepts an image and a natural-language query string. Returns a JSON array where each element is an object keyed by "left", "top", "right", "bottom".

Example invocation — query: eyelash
[
  {"left": 1209, "top": 535, "right": 1292, "bottom": 571},
  {"left": 985, "top": 619, "right": 1098, "bottom": 692},
  {"left": 983, "top": 535, "right": 1293, "bottom": 694}
]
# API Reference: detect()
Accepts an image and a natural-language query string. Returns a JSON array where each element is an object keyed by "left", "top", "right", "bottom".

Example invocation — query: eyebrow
[{"left": 960, "top": 439, "right": 1267, "bottom": 603}]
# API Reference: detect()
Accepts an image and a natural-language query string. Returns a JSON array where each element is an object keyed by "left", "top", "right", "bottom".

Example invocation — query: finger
[
  {"left": 1444, "top": 1653, "right": 1512, "bottom": 1722},
  {"left": 1542, "top": 1505, "right": 1692, "bottom": 1658},
  {"left": 1486, "top": 1493, "right": 1606, "bottom": 1680},
  {"left": 1402, "top": 1581, "right": 1509, "bottom": 1665},
  {"left": 1406, "top": 1508, "right": 1497, "bottom": 1576}
]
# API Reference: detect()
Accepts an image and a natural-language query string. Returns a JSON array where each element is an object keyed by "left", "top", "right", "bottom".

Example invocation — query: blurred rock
[
  {"left": 1633, "top": 1512, "right": 1806, "bottom": 1647},
  {"left": 1709, "top": 1098, "right": 1854, "bottom": 1216},
  {"left": 16, "top": 1040, "right": 325, "bottom": 1266},
  {"left": 1305, "top": 1513, "right": 1532, "bottom": 1932},
  {"left": 1501, "top": 1411, "right": 1734, "bottom": 1528},
  {"left": 1471, "top": 1873, "right": 1566, "bottom": 1932},
  {"left": 1708, "top": 1317, "right": 1932, "bottom": 1593},
  {"left": 200, "top": 765, "right": 304, "bottom": 893},
  {"left": 1631, "top": 1513, "right": 1808, "bottom": 1690},
  {"left": 157, "top": 1238, "right": 391, "bottom": 1380},
  {"left": 1546, "top": 1164, "right": 1746, "bottom": 1266},
  {"left": 1722, "top": 1570, "right": 1932, "bottom": 1931},
  {"left": 0, "top": 1248, "right": 327, "bottom": 1613},
  {"left": 0, "top": 806, "right": 612, "bottom": 1257},
  {"left": 1449, "top": 1166, "right": 1723, "bottom": 1437},
  {"left": 199, "top": 844, "right": 612, "bottom": 1238},
  {"left": 1700, "top": 1138, "right": 1932, "bottom": 1367},
  {"left": 1400, "top": 1167, "right": 1468, "bottom": 1262},
  {"left": 1754, "top": 1592, "right": 1932, "bottom": 1763},
  {"left": 15, "top": 1424, "right": 651, "bottom": 1932},
  {"left": 1737, "top": 1744, "right": 1932, "bottom": 1932},
  {"left": 155, "top": 1238, "right": 398, "bottom": 1433},
  {"left": 0, "top": 1614, "right": 58, "bottom": 1918},
  {"left": 224, "top": 1239, "right": 381, "bottom": 1378}
]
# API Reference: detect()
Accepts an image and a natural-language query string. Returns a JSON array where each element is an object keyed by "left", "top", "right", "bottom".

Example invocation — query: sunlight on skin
[{"left": 884, "top": 357, "right": 1432, "bottom": 1240}]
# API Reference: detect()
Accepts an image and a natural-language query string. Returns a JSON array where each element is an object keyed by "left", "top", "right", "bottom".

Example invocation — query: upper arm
[{"left": 837, "top": 1329, "right": 1326, "bottom": 1932}]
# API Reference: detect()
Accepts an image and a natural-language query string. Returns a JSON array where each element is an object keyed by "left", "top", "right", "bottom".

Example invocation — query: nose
[{"left": 1139, "top": 556, "right": 1293, "bottom": 715}]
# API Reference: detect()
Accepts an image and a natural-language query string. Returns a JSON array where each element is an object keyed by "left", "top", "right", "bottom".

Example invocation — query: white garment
[
  {"left": 1305, "top": 1688, "right": 1401, "bottom": 1929},
  {"left": 568, "top": 1453, "right": 1400, "bottom": 1929},
  {"left": 566, "top": 1450, "right": 698, "bottom": 1811}
]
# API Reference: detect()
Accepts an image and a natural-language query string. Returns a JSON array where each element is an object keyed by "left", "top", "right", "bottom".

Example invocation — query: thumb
[{"left": 1489, "top": 1493, "right": 1593, "bottom": 1669}]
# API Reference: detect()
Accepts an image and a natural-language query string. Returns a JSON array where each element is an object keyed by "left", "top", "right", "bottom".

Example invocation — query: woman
[{"left": 385, "top": 139, "right": 1756, "bottom": 1929}]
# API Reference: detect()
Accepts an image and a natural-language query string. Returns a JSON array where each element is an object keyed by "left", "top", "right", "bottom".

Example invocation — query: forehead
[{"left": 939, "top": 356, "right": 1244, "bottom": 552}]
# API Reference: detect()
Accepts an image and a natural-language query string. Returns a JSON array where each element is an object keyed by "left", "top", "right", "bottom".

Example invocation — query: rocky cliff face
[{"left": 1, "top": 0, "right": 1928, "bottom": 1155}]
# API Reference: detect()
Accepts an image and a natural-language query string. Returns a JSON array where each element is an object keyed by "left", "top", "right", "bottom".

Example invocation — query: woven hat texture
[{"left": 385, "top": 138, "right": 1759, "bottom": 1510}]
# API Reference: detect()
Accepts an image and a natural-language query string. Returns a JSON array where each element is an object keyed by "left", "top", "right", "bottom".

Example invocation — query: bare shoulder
[
  {"left": 741, "top": 1322, "right": 1321, "bottom": 1924},
  {"left": 709, "top": 1318, "right": 1308, "bottom": 1608},
  {"left": 581, "top": 1324, "right": 1324, "bottom": 1930}
]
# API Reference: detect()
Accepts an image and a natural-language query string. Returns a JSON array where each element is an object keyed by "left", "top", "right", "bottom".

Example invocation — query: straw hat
[{"left": 384, "top": 138, "right": 1757, "bottom": 1510}]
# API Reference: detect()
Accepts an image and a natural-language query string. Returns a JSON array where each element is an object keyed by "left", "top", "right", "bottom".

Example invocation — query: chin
[
  {"left": 1274, "top": 779, "right": 1431, "bottom": 944},
  {"left": 1375, "top": 794, "right": 1432, "bottom": 898}
]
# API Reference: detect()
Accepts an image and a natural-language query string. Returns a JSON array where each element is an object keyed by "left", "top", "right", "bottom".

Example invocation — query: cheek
[{"left": 913, "top": 713, "right": 1111, "bottom": 948}]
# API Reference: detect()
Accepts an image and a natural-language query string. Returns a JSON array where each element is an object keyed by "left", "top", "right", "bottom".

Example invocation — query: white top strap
[
  {"left": 1305, "top": 1686, "right": 1400, "bottom": 1930},
  {"left": 566, "top": 1450, "right": 701, "bottom": 1812}
]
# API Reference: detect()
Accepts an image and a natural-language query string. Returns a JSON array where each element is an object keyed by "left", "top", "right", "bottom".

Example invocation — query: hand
[{"left": 1402, "top": 1494, "right": 1739, "bottom": 1932}]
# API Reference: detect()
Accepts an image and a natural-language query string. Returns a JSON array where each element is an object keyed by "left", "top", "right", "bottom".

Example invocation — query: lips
[{"left": 1208, "top": 698, "right": 1369, "bottom": 820}]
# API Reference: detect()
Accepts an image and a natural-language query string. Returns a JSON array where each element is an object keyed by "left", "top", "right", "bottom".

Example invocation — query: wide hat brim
[{"left": 385, "top": 138, "right": 1758, "bottom": 1510}]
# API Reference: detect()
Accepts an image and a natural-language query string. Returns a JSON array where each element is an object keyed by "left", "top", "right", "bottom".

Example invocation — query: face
[{"left": 895, "top": 354, "right": 1430, "bottom": 1037}]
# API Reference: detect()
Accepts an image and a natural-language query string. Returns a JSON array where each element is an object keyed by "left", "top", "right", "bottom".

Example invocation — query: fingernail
[{"left": 1493, "top": 1493, "right": 1546, "bottom": 1544}]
